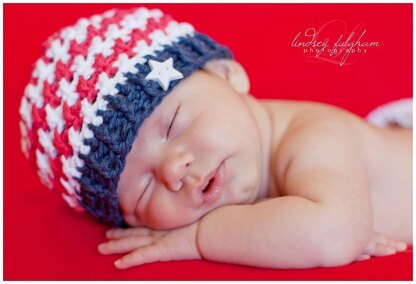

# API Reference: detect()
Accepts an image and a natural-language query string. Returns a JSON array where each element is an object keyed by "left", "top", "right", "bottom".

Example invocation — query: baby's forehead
[{"left": 162, "top": 68, "right": 227, "bottom": 99}]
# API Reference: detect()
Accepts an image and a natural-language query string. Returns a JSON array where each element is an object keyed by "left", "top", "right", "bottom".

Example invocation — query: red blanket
[{"left": 4, "top": 4, "right": 412, "bottom": 280}]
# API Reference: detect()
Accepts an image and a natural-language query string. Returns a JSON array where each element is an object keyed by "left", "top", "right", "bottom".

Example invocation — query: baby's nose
[{"left": 160, "top": 151, "right": 193, "bottom": 192}]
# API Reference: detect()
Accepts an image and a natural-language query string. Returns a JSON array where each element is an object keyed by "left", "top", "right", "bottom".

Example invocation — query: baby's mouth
[
  {"left": 199, "top": 162, "right": 226, "bottom": 206},
  {"left": 202, "top": 177, "right": 215, "bottom": 193}
]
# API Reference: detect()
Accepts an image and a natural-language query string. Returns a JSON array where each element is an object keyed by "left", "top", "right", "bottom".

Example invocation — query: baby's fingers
[
  {"left": 385, "top": 239, "right": 407, "bottom": 252},
  {"left": 98, "top": 235, "right": 153, "bottom": 255},
  {"left": 364, "top": 242, "right": 397, "bottom": 257},
  {"left": 115, "top": 245, "right": 168, "bottom": 269},
  {"left": 365, "top": 233, "right": 407, "bottom": 256},
  {"left": 356, "top": 254, "right": 371, "bottom": 261},
  {"left": 106, "top": 227, "right": 152, "bottom": 239}
]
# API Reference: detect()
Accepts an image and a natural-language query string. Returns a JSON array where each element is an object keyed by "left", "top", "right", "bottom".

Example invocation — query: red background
[{"left": 4, "top": 4, "right": 413, "bottom": 280}]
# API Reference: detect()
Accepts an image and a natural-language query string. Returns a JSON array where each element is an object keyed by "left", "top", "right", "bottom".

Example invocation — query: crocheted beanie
[{"left": 19, "top": 7, "right": 233, "bottom": 227}]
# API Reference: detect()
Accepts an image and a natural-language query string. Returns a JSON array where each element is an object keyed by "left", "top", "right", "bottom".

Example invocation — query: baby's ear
[{"left": 203, "top": 59, "right": 250, "bottom": 95}]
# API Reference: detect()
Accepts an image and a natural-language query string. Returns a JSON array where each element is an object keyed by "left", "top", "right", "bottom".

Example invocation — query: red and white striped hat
[{"left": 19, "top": 7, "right": 233, "bottom": 226}]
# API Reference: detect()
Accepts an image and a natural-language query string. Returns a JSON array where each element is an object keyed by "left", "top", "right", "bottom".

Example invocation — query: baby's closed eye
[{"left": 167, "top": 104, "right": 180, "bottom": 138}]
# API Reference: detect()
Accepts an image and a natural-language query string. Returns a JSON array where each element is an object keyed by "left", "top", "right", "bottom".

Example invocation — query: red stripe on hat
[
  {"left": 93, "top": 53, "right": 118, "bottom": 77},
  {"left": 113, "top": 38, "right": 136, "bottom": 58},
  {"left": 32, "top": 104, "right": 48, "bottom": 131},
  {"left": 129, "top": 14, "right": 173, "bottom": 51},
  {"left": 69, "top": 40, "right": 89, "bottom": 58},
  {"left": 43, "top": 81, "right": 61, "bottom": 108},
  {"left": 53, "top": 128, "right": 73, "bottom": 158},
  {"left": 63, "top": 101, "right": 82, "bottom": 131},
  {"left": 76, "top": 75, "right": 99, "bottom": 103},
  {"left": 55, "top": 59, "right": 75, "bottom": 82}
]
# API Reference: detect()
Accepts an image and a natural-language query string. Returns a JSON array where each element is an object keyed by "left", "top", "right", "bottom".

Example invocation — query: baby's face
[{"left": 117, "top": 69, "right": 263, "bottom": 229}]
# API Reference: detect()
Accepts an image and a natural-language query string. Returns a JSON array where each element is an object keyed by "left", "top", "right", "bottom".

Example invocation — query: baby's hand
[
  {"left": 98, "top": 221, "right": 202, "bottom": 269},
  {"left": 355, "top": 231, "right": 407, "bottom": 261}
]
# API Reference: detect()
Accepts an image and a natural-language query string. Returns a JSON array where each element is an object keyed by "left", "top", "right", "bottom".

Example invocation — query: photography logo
[{"left": 291, "top": 20, "right": 380, "bottom": 66}]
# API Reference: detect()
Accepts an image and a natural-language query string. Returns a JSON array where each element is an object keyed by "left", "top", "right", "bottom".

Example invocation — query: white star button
[{"left": 145, "top": 58, "right": 184, "bottom": 91}]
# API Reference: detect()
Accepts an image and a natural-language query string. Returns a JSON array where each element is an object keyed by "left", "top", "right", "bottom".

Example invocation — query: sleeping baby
[{"left": 19, "top": 7, "right": 412, "bottom": 270}]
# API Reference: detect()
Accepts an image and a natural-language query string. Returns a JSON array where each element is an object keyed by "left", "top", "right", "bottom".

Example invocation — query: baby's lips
[
  {"left": 185, "top": 171, "right": 215, "bottom": 207},
  {"left": 202, "top": 162, "right": 226, "bottom": 206},
  {"left": 189, "top": 181, "right": 208, "bottom": 207}
]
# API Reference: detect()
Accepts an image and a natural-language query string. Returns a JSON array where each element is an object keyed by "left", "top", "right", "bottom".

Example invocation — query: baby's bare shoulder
[
  {"left": 264, "top": 100, "right": 367, "bottom": 151},
  {"left": 282, "top": 106, "right": 362, "bottom": 154},
  {"left": 269, "top": 102, "right": 369, "bottom": 194}
]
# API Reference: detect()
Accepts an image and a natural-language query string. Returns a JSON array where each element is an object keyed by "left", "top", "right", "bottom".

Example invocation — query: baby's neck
[{"left": 242, "top": 95, "right": 274, "bottom": 201}]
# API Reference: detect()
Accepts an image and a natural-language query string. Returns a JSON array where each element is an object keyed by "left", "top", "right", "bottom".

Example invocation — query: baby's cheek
[{"left": 144, "top": 195, "right": 196, "bottom": 230}]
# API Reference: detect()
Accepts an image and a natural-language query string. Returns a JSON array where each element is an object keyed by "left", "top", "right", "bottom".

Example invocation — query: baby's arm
[{"left": 100, "top": 198, "right": 403, "bottom": 269}]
